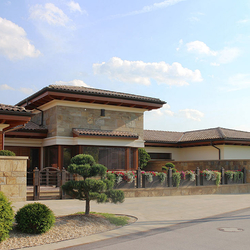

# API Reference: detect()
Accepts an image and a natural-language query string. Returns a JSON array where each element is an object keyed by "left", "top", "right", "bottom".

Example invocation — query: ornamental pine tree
[{"left": 62, "top": 154, "right": 124, "bottom": 215}]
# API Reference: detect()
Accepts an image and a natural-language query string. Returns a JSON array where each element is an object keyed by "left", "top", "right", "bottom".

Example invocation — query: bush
[
  {"left": 0, "top": 150, "right": 15, "bottom": 156},
  {"left": 15, "top": 203, "right": 55, "bottom": 234},
  {"left": 165, "top": 162, "right": 175, "bottom": 169},
  {"left": 138, "top": 148, "right": 150, "bottom": 169},
  {"left": 0, "top": 191, "right": 14, "bottom": 242}
]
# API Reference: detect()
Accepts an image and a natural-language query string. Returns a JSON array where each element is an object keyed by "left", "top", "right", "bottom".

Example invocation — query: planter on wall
[
  {"left": 200, "top": 176, "right": 217, "bottom": 186},
  {"left": 114, "top": 180, "right": 136, "bottom": 189},
  {"left": 225, "top": 176, "right": 243, "bottom": 185},
  {"left": 177, "top": 179, "right": 196, "bottom": 187},
  {"left": 142, "top": 175, "right": 167, "bottom": 188}
]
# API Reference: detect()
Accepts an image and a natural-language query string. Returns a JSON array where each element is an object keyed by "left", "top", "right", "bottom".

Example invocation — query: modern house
[
  {"left": 4, "top": 85, "right": 165, "bottom": 171},
  {"left": 3, "top": 85, "right": 250, "bottom": 172}
]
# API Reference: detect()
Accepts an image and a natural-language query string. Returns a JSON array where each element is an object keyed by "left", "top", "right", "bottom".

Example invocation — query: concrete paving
[{"left": 12, "top": 194, "right": 250, "bottom": 250}]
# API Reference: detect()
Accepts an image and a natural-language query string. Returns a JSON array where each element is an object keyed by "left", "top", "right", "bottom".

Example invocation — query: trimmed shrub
[
  {"left": 165, "top": 162, "right": 175, "bottom": 169},
  {"left": 138, "top": 148, "right": 151, "bottom": 169},
  {"left": 15, "top": 203, "right": 55, "bottom": 234},
  {"left": 0, "top": 150, "right": 15, "bottom": 156},
  {"left": 0, "top": 191, "right": 14, "bottom": 242}
]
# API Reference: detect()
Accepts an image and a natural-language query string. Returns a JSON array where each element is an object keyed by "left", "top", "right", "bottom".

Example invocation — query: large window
[
  {"left": 81, "top": 146, "right": 127, "bottom": 170},
  {"left": 148, "top": 153, "right": 172, "bottom": 160},
  {"left": 44, "top": 146, "right": 58, "bottom": 168}
]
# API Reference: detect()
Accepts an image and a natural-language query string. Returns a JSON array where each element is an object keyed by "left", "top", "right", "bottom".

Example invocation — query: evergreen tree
[{"left": 62, "top": 154, "right": 124, "bottom": 214}]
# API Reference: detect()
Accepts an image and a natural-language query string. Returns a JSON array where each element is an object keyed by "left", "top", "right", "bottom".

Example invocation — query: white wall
[
  {"left": 223, "top": 145, "right": 250, "bottom": 160},
  {"left": 145, "top": 145, "right": 224, "bottom": 161}
]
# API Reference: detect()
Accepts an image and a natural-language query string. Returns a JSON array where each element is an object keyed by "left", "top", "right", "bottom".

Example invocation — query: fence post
[
  {"left": 221, "top": 167, "right": 225, "bottom": 185},
  {"left": 57, "top": 171, "right": 61, "bottom": 187},
  {"left": 196, "top": 167, "right": 200, "bottom": 186},
  {"left": 136, "top": 168, "right": 141, "bottom": 188},
  {"left": 168, "top": 168, "right": 172, "bottom": 187},
  {"left": 46, "top": 168, "right": 49, "bottom": 186},
  {"left": 33, "top": 167, "right": 40, "bottom": 200},
  {"left": 60, "top": 168, "right": 66, "bottom": 199},
  {"left": 242, "top": 167, "right": 247, "bottom": 183}
]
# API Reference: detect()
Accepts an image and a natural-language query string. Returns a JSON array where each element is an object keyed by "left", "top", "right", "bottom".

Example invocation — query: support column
[
  {"left": 134, "top": 148, "right": 139, "bottom": 170},
  {"left": 58, "top": 145, "right": 62, "bottom": 170},
  {"left": 0, "top": 124, "right": 9, "bottom": 150},
  {"left": 40, "top": 147, "right": 44, "bottom": 170},
  {"left": 125, "top": 148, "right": 130, "bottom": 171},
  {"left": 0, "top": 131, "right": 3, "bottom": 151}
]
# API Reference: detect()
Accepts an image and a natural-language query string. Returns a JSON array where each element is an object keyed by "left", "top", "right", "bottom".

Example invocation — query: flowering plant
[
  {"left": 111, "top": 171, "right": 136, "bottom": 184},
  {"left": 225, "top": 170, "right": 243, "bottom": 182},
  {"left": 141, "top": 171, "right": 166, "bottom": 184},
  {"left": 185, "top": 170, "right": 196, "bottom": 182},
  {"left": 201, "top": 170, "right": 221, "bottom": 186}
]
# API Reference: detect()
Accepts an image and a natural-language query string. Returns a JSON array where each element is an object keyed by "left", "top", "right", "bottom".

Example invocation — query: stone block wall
[
  {"left": 146, "top": 159, "right": 250, "bottom": 183},
  {"left": 39, "top": 105, "right": 144, "bottom": 139},
  {"left": 0, "top": 156, "right": 28, "bottom": 202}
]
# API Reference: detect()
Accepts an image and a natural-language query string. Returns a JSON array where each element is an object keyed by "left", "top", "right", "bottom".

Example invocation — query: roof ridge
[{"left": 217, "top": 127, "right": 226, "bottom": 139}]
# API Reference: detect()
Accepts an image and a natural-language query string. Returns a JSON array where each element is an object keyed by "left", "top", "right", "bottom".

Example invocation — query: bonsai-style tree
[
  {"left": 138, "top": 148, "right": 151, "bottom": 169},
  {"left": 62, "top": 154, "right": 124, "bottom": 215}
]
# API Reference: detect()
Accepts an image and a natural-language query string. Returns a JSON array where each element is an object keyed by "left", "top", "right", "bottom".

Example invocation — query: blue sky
[{"left": 1, "top": 0, "right": 250, "bottom": 132}]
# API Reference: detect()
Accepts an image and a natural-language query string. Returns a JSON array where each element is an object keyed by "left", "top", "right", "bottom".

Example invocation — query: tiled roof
[
  {"left": 73, "top": 129, "right": 139, "bottom": 139},
  {"left": 144, "top": 127, "right": 250, "bottom": 143},
  {"left": 0, "top": 104, "right": 31, "bottom": 114},
  {"left": 48, "top": 85, "right": 166, "bottom": 104},
  {"left": 18, "top": 121, "right": 48, "bottom": 132},
  {"left": 144, "top": 130, "right": 183, "bottom": 142}
]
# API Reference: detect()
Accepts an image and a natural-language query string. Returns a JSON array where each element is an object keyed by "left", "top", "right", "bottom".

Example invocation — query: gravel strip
[{"left": 0, "top": 214, "right": 136, "bottom": 250}]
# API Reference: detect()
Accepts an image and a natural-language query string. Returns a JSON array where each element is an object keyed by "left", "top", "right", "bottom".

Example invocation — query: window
[{"left": 148, "top": 153, "right": 172, "bottom": 160}]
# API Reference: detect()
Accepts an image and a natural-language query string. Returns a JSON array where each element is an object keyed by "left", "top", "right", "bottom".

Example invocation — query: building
[
  {"left": 4, "top": 85, "right": 165, "bottom": 171},
  {"left": 144, "top": 127, "right": 250, "bottom": 161}
]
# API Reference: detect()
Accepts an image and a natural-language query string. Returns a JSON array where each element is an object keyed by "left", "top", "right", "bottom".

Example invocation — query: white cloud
[
  {"left": 67, "top": 1, "right": 87, "bottom": 14},
  {"left": 176, "top": 39, "right": 183, "bottom": 51},
  {"left": 54, "top": 79, "right": 90, "bottom": 87},
  {"left": 237, "top": 19, "right": 250, "bottom": 24},
  {"left": 217, "top": 47, "right": 240, "bottom": 64},
  {"left": 186, "top": 40, "right": 240, "bottom": 65},
  {"left": 178, "top": 109, "right": 204, "bottom": 121},
  {"left": 0, "top": 17, "right": 41, "bottom": 60},
  {"left": 152, "top": 104, "right": 174, "bottom": 116},
  {"left": 30, "top": 3, "right": 70, "bottom": 26},
  {"left": 0, "top": 84, "right": 14, "bottom": 90},
  {"left": 93, "top": 57, "right": 202, "bottom": 86},
  {"left": 20, "top": 87, "right": 35, "bottom": 95},
  {"left": 186, "top": 41, "right": 217, "bottom": 56},
  {"left": 113, "top": 0, "right": 184, "bottom": 18}
]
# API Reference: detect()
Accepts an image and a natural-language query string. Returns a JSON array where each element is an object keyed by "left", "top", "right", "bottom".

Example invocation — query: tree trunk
[{"left": 85, "top": 199, "right": 90, "bottom": 215}]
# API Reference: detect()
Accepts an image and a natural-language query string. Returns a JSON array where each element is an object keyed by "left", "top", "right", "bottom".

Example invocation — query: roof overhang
[
  {"left": 17, "top": 87, "right": 165, "bottom": 111},
  {"left": 0, "top": 113, "right": 31, "bottom": 131}
]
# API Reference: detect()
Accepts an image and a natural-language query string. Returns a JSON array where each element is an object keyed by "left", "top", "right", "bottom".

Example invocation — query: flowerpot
[
  {"left": 225, "top": 176, "right": 243, "bottom": 185},
  {"left": 178, "top": 179, "right": 196, "bottom": 187},
  {"left": 142, "top": 175, "right": 167, "bottom": 188},
  {"left": 200, "top": 175, "right": 217, "bottom": 186},
  {"left": 114, "top": 180, "right": 135, "bottom": 189}
]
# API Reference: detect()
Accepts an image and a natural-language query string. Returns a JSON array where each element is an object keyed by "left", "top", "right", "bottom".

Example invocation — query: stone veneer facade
[
  {"left": 146, "top": 159, "right": 250, "bottom": 183},
  {"left": 0, "top": 156, "right": 28, "bottom": 202},
  {"left": 33, "top": 105, "right": 144, "bottom": 139}
]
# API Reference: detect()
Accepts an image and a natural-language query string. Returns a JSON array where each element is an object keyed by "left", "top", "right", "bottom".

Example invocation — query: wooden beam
[
  {"left": 58, "top": 145, "right": 62, "bottom": 170},
  {"left": 134, "top": 148, "right": 138, "bottom": 170},
  {"left": 125, "top": 148, "right": 130, "bottom": 171}
]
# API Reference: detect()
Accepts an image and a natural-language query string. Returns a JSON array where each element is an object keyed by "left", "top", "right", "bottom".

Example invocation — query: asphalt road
[{"left": 61, "top": 207, "right": 250, "bottom": 250}]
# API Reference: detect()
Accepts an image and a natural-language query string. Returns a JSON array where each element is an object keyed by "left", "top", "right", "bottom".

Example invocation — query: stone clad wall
[
  {"left": 41, "top": 105, "right": 144, "bottom": 139},
  {"left": 0, "top": 156, "right": 28, "bottom": 202},
  {"left": 146, "top": 160, "right": 250, "bottom": 183}
]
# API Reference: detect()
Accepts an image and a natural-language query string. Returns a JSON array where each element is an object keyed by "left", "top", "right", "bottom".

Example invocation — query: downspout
[{"left": 211, "top": 143, "right": 221, "bottom": 160}]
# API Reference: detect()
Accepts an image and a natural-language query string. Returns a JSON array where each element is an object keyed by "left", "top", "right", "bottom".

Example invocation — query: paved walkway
[{"left": 12, "top": 194, "right": 250, "bottom": 250}]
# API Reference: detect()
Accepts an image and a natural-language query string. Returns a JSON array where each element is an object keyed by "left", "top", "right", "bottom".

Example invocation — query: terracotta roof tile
[
  {"left": 18, "top": 121, "right": 48, "bottom": 132},
  {"left": 73, "top": 129, "right": 138, "bottom": 139},
  {"left": 48, "top": 85, "right": 166, "bottom": 104},
  {"left": 0, "top": 104, "right": 31, "bottom": 114},
  {"left": 144, "top": 127, "right": 250, "bottom": 143}
]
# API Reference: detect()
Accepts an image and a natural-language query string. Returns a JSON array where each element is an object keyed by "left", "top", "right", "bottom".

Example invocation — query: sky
[{"left": 1, "top": 0, "right": 250, "bottom": 132}]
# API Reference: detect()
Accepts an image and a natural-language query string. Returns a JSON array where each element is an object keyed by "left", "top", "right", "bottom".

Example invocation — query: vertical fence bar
[
  {"left": 221, "top": 167, "right": 225, "bottom": 185},
  {"left": 136, "top": 168, "right": 141, "bottom": 188},
  {"left": 46, "top": 168, "right": 49, "bottom": 186},
  {"left": 60, "top": 168, "right": 66, "bottom": 199},
  {"left": 196, "top": 167, "right": 200, "bottom": 186},
  {"left": 33, "top": 167, "right": 40, "bottom": 200},
  {"left": 242, "top": 167, "right": 247, "bottom": 183},
  {"left": 168, "top": 168, "right": 172, "bottom": 187}
]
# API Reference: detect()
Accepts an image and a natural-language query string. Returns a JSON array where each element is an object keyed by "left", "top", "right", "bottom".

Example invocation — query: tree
[
  {"left": 62, "top": 154, "right": 124, "bottom": 215},
  {"left": 138, "top": 148, "right": 151, "bottom": 169}
]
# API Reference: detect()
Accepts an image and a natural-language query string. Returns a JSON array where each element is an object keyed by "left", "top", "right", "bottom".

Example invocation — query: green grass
[{"left": 73, "top": 212, "right": 130, "bottom": 226}]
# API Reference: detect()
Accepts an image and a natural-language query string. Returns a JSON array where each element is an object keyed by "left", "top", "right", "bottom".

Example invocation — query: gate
[{"left": 29, "top": 167, "right": 73, "bottom": 200}]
